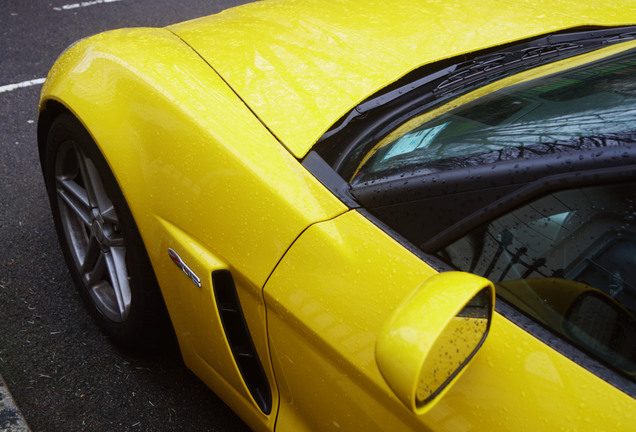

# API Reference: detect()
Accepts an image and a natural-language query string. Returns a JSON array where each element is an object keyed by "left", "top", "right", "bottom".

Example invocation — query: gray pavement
[{"left": 0, "top": 1, "right": 254, "bottom": 430}]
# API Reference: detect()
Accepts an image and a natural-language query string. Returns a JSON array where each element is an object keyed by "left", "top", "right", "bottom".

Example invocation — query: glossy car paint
[
  {"left": 170, "top": 0, "right": 636, "bottom": 157},
  {"left": 264, "top": 211, "right": 635, "bottom": 431},
  {"left": 37, "top": 0, "right": 636, "bottom": 430},
  {"left": 39, "top": 27, "right": 346, "bottom": 432}
]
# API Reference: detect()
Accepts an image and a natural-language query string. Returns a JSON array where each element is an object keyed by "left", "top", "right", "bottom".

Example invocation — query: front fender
[
  {"left": 38, "top": 27, "right": 346, "bottom": 432},
  {"left": 39, "top": 25, "right": 345, "bottom": 295}
]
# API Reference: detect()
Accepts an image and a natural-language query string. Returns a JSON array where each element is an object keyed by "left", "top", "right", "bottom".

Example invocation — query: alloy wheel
[{"left": 54, "top": 140, "right": 131, "bottom": 323}]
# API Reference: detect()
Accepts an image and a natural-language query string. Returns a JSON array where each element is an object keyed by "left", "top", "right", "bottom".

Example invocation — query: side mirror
[{"left": 376, "top": 271, "right": 494, "bottom": 414}]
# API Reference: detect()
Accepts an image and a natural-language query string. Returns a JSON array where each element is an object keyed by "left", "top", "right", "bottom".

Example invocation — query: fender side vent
[{"left": 212, "top": 270, "right": 272, "bottom": 414}]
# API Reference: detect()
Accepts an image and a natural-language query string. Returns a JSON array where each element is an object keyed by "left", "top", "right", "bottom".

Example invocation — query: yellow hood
[{"left": 169, "top": 0, "right": 636, "bottom": 157}]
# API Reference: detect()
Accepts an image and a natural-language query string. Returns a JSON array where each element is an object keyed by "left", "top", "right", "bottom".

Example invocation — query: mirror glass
[{"left": 416, "top": 288, "right": 491, "bottom": 406}]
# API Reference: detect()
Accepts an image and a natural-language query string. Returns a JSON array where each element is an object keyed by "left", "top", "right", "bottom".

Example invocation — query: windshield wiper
[{"left": 318, "top": 26, "right": 636, "bottom": 145}]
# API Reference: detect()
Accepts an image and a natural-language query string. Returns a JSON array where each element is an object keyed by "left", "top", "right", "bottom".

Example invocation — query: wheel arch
[
  {"left": 37, "top": 25, "right": 348, "bottom": 431},
  {"left": 38, "top": 24, "right": 346, "bottom": 288}
]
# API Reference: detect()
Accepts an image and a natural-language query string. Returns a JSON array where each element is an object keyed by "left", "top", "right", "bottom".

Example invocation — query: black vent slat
[{"left": 212, "top": 270, "right": 272, "bottom": 414}]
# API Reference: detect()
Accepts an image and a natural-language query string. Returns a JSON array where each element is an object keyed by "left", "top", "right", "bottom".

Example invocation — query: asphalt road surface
[{"left": 0, "top": 1, "right": 255, "bottom": 431}]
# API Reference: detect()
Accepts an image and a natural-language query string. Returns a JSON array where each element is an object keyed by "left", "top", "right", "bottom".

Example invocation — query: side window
[{"left": 438, "top": 182, "right": 636, "bottom": 379}]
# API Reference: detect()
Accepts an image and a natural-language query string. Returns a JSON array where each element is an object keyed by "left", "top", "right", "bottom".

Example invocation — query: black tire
[{"left": 44, "top": 112, "right": 168, "bottom": 347}]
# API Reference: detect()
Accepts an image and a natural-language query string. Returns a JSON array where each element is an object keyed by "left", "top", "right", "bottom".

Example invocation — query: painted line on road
[
  {"left": 53, "top": 0, "right": 124, "bottom": 12},
  {"left": 0, "top": 78, "right": 46, "bottom": 94}
]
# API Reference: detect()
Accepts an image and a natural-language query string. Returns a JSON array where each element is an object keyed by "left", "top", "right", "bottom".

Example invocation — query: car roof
[{"left": 169, "top": 0, "right": 636, "bottom": 158}]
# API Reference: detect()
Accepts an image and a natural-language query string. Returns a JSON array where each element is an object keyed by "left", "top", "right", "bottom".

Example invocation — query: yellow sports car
[{"left": 38, "top": 0, "right": 636, "bottom": 430}]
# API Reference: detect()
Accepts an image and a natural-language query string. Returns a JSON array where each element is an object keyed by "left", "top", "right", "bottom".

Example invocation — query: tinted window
[
  {"left": 438, "top": 182, "right": 636, "bottom": 379},
  {"left": 351, "top": 48, "right": 636, "bottom": 184}
]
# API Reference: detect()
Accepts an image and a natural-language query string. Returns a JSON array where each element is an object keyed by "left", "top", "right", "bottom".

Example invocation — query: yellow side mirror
[{"left": 376, "top": 271, "right": 494, "bottom": 414}]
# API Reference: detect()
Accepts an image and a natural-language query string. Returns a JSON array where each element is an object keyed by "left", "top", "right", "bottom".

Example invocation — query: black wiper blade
[
  {"left": 547, "top": 26, "right": 636, "bottom": 45},
  {"left": 318, "top": 26, "right": 636, "bottom": 144},
  {"left": 437, "top": 26, "right": 636, "bottom": 91}
]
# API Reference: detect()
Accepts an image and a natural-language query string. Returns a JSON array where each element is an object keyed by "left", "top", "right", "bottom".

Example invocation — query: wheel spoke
[
  {"left": 104, "top": 246, "right": 131, "bottom": 320},
  {"left": 80, "top": 235, "right": 101, "bottom": 276},
  {"left": 76, "top": 150, "right": 115, "bottom": 219},
  {"left": 56, "top": 178, "right": 92, "bottom": 226},
  {"left": 86, "top": 250, "right": 107, "bottom": 288}
]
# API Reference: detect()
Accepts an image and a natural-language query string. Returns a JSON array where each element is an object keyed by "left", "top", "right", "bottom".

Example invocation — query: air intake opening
[{"left": 212, "top": 270, "right": 272, "bottom": 414}]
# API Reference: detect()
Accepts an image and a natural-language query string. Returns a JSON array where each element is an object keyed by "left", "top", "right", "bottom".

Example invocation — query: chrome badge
[{"left": 168, "top": 248, "right": 202, "bottom": 288}]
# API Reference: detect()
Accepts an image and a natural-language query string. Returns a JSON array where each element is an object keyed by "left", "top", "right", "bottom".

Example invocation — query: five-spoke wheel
[
  {"left": 55, "top": 140, "right": 132, "bottom": 323},
  {"left": 44, "top": 113, "right": 167, "bottom": 346}
]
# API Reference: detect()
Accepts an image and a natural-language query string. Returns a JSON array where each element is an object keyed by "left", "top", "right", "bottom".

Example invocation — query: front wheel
[{"left": 44, "top": 113, "right": 168, "bottom": 346}]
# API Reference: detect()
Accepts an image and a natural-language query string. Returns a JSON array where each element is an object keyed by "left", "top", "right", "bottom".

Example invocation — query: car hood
[{"left": 168, "top": 0, "right": 636, "bottom": 158}]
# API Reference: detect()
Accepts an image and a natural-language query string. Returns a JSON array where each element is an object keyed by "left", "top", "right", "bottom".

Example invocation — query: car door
[
  {"left": 263, "top": 35, "right": 636, "bottom": 431},
  {"left": 264, "top": 206, "right": 634, "bottom": 431}
]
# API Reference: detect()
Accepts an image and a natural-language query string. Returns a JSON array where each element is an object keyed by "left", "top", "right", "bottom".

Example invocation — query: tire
[{"left": 44, "top": 113, "right": 168, "bottom": 347}]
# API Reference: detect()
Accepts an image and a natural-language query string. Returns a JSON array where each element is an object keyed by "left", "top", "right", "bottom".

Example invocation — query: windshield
[{"left": 351, "top": 47, "right": 636, "bottom": 184}]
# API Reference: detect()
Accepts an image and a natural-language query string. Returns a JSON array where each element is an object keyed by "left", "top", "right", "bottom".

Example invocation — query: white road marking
[
  {"left": 0, "top": 78, "right": 46, "bottom": 94},
  {"left": 53, "top": 0, "right": 123, "bottom": 12}
]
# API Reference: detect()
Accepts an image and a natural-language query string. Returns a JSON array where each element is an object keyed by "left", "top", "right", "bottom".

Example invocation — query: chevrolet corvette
[{"left": 38, "top": 0, "right": 636, "bottom": 430}]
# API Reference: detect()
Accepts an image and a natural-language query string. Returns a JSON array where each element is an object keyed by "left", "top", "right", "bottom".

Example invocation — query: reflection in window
[
  {"left": 352, "top": 48, "right": 636, "bottom": 184},
  {"left": 438, "top": 182, "right": 636, "bottom": 380}
]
